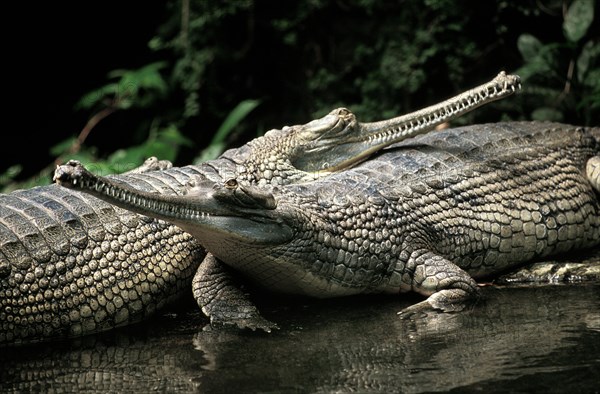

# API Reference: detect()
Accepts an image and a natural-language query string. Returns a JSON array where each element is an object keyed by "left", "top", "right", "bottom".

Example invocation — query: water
[{"left": 1, "top": 284, "right": 599, "bottom": 393}]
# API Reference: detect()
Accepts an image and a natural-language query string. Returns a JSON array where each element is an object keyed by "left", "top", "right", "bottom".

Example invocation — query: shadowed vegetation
[{"left": 2, "top": 0, "right": 597, "bottom": 192}]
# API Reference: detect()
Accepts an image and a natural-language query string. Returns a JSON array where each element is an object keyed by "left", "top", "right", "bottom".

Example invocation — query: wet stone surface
[{"left": 1, "top": 283, "right": 599, "bottom": 393}]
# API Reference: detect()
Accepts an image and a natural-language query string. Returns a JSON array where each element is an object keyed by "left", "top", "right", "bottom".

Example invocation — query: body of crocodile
[
  {"left": 0, "top": 168, "right": 206, "bottom": 344},
  {"left": 55, "top": 122, "right": 600, "bottom": 317},
  {"left": 1, "top": 72, "right": 526, "bottom": 344}
]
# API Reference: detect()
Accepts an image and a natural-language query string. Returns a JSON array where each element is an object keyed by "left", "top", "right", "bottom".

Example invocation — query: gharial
[
  {"left": 54, "top": 80, "right": 600, "bottom": 326},
  {"left": 1, "top": 72, "right": 526, "bottom": 344}
]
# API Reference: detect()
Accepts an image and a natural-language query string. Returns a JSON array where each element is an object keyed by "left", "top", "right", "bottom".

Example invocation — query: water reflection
[{"left": 1, "top": 284, "right": 599, "bottom": 393}]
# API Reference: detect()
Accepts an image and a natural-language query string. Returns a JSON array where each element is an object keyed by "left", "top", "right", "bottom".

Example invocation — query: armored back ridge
[{"left": 55, "top": 121, "right": 600, "bottom": 321}]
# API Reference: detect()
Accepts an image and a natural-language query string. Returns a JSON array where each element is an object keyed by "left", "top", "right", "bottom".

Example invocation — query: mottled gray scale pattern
[
  {"left": 0, "top": 167, "right": 206, "bottom": 345},
  {"left": 267, "top": 122, "right": 599, "bottom": 294},
  {"left": 0, "top": 202, "right": 53, "bottom": 264},
  {"left": 17, "top": 190, "right": 80, "bottom": 256},
  {"left": 115, "top": 166, "right": 199, "bottom": 193},
  {"left": 37, "top": 192, "right": 89, "bottom": 249}
]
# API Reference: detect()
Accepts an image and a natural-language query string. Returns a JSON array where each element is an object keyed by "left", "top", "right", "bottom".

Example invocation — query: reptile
[
  {"left": 0, "top": 72, "right": 525, "bottom": 345},
  {"left": 55, "top": 120, "right": 600, "bottom": 322},
  {"left": 1, "top": 72, "right": 522, "bottom": 344}
]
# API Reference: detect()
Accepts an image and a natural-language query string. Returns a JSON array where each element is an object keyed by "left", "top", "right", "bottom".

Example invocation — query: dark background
[
  {"left": 3, "top": 1, "right": 598, "bottom": 187},
  {"left": 5, "top": 2, "right": 165, "bottom": 177}
]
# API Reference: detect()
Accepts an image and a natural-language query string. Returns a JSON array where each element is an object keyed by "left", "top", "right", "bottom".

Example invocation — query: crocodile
[
  {"left": 55, "top": 121, "right": 600, "bottom": 321},
  {"left": 0, "top": 72, "right": 522, "bottom": 344}
]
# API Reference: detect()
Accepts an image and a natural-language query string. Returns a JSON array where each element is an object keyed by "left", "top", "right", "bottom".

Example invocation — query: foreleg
[{"left": 193, "top": 253, "right": 278, "bottom": 332}]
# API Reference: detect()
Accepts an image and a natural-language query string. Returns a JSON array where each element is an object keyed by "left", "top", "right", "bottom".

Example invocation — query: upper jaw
[{"left": 53, "top": 160, "right": 294, "bottom": 245}]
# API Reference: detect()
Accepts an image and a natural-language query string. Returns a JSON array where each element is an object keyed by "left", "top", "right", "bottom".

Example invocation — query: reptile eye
[{"left": 224, "top": 178, "right": 238, "bottom": 189}]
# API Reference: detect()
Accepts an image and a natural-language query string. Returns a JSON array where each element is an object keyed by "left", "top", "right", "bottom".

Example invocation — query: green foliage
[
  {"left": 194, "top": 99, "right": 260, "bottom": 164},
  {"left": 0, "top": 124, "right": 191, "bottom": 192},
  {"left": 563, "top": 0, "right": 595, "bottom": 42},
  {"left": 0, "top": 61, "right": 177, "bottom": 192},
  {"left": 516, "top": 0, "right": 599, "bottom": 124},
  {"left": 3, "top": 1, "right": 598, "bottom": 193},
  {"left": 149, "top": 1, "right": 254, "bottom": 120},
  {"left": 0, "top": 166, "right": 23, "bottom": 189},
  {"left": 104, "top": 125, "right": 193, "bottom": 172},
  {"left": 76, "top": 62, "right": 168, "bottom": 111}
]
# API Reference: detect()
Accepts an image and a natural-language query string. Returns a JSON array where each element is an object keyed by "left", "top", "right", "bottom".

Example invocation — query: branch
[{"left": 68, "top": 106, "right": 117, "bottom": 154}]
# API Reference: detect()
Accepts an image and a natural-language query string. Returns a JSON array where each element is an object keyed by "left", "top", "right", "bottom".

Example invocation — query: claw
[{"left": 397, "top": 300, "right": 437, "bottom": 320}]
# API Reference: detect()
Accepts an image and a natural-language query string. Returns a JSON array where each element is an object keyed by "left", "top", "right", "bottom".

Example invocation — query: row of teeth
[
  {"left": 77, "top": 180, "right": 211, "bottom": 220},
  {"left": 367, "top": 81, "right": 521, "bottom": 144}
]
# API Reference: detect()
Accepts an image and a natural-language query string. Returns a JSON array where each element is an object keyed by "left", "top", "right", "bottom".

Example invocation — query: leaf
[
  {"left": 516, "top": 37, "right": 563, "bottom": 80},
  {"left": 107, "top": 61, "right": 168, "bottom": 91},
  {"left": 49, "top": 137, "right": 77, "bottom": 156},
  {"left": 213, "top": 100, "right": 260, "bottom": 145},
  {"left": 75, "top": 83, "right": 119, "bottom": 110},
  {"left": 76, "top": 62, "right": 168, "bottom": 111},
  {"left": 193, "top": 144, "right": 225, "bottom": 164},
  {"left": 577, "top": 40, "right": 600, "bottom": 83},
  {"left": 194, "top": 99, "right": 260, "bottom": 164},
  {"left": 563, "top": 0, "right": 595, "bottom": 42},
  {"left": 106, "top": 147, "right": 147, "bottom": 172},
  {"left": 0, "top": 165, "right": 22, "bottom": 187},
  {"left": 106, "top": 125, "right": 192, "bottom": 171},
  {"left": 517, "top": 34, "right": 543, "bottom": 60},
  {"left": 156, "top": 124, "right": 194, "bottom": 147},
  {"left": 516, "top": 35, "right": 549, "bottom": 79}
]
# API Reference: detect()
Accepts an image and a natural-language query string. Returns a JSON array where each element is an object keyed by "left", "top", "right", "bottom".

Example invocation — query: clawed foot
[
  {"left": 194, "top": 254, "right": 279, "bottom": 334},
  {"left": 398, "top": 293, "right": 475, "bottom": 320},
  {"left": 397, "top": 300, "right": 467, "bottom": 320},
  {"left": 397, "top": 301, "right": 468, "bottom": 320},
  {"left": 397, "top": 300, "right": 440, "bottom": 320}
]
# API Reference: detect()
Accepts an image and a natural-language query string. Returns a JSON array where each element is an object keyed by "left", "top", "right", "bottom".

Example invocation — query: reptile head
[
  {"left": 240, "top": 71, "right": 521, "bottom": 181},
  {"left": 289, "top": 71, "right": 522, "bottom": 173},
  {"left": 54, "top": 160, "right": 294, "bottom": 248}
]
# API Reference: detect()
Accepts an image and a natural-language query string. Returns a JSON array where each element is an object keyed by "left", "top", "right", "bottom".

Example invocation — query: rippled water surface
[{"left": 1, "top": 284, "right": 599, "bottom": 393}]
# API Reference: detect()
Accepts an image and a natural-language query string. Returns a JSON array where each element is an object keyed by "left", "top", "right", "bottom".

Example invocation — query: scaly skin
[
  {"left": 1, "top": 72, "right": 523, "bottom": 344},
  {"left": 0, "top": 166, "right": 205, "bottom": 344},
  {"left": 54, "top": 122, "right": 600, "bottom": 323}
]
